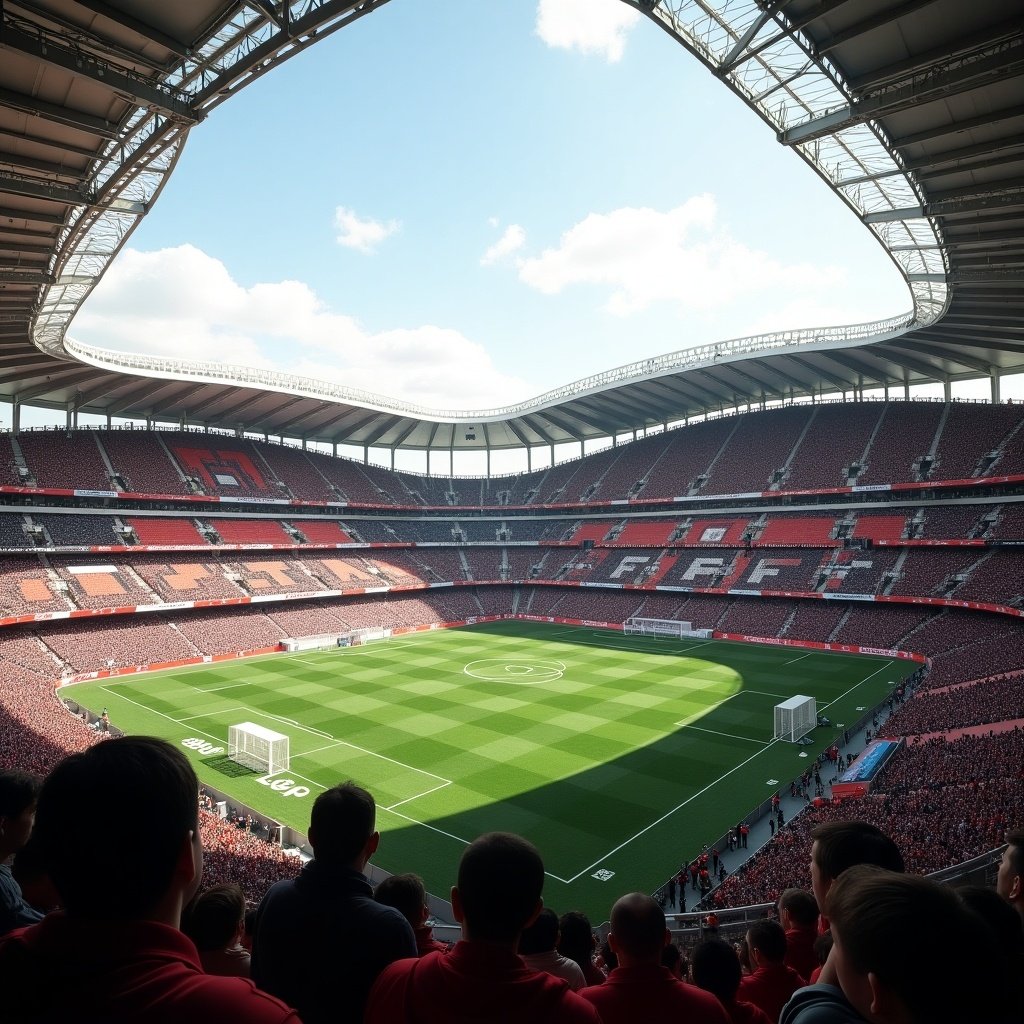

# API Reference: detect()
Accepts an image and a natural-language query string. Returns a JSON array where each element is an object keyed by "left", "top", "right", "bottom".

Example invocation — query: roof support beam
[
  {"left": 15, "top": 366, "right": 106, "bottom": 400},
  {"left": 106, "top": 379, "right": 184, "bottom": 415},
  {"left": 0, "top": 149, "right": 86, "bottom": 181},
  {"left": 520, "top": 415, "right": 556, "bottom": 446},
  {"left": 786, "top": 354, "right": 855, "bottom": 393},
  {"left": 360, "top": 415, "right": 404, "bottom": 447},
  {"left": 892, "top": 103, "right": 1024, "bottom": 149},
  {"left": 149, "top": 383, "right": 211, "bottom": 416},
  {"left": 893, "top": 338, "right": 993, "bottom": 374},
  {"left": 780, "top": 46, "right": 1023, "bottom": 146},
  {"left": 849, "top": 15, "right": 1024, "bottom": 91},
  {"left": 504, "top": 418, "right": 533, "bottom": 449},
  {"left": 0, "top": 86, "right": 119, "bottom": 140},
  {"left": 0, "top": 204, "right": 64, "bottom": 227},
  {"left": 0, "top": 24, "right": 199, "bottom": 123},
  {"left": 73, "top": 0, "right": 193, "bottom": 56},
  {"left": 877, "top": 345, "right": 949, "bottom": 383},
  {"left": 535, "top": 409, "right": 587, "bottom": 442},
  {"left": 815, "top": 0, "right": 943, "bottom": 56}
]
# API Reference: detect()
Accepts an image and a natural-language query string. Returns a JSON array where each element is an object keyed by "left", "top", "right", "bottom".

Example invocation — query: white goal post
[
  {"left": 228, "top": 722, "right": 290, "bottom": 773},
  {"left": 774, "top": 695, "right": 817, "bottom": 743}
]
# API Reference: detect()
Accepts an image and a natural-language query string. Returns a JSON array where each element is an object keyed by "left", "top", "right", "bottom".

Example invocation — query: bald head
[{"left": 609, "top": 893, "right": 668, "bottom": 964}]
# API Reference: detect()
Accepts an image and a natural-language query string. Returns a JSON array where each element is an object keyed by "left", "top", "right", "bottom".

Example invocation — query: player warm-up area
[{"left": 69, "top": 621, "right": 908, "bottom": 918}]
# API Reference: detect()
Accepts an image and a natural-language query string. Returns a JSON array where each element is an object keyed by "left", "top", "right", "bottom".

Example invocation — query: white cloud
[
  {"left": 535, "top": 0, "right": 641, "bottom": 62},
  {"left": 71, "top": 245, "right": 529, "bottom": 410},
  {"left": 481, "top": 224, "right": 527, "bottom": 266},
  {"left": 517, "top": 195, "right": 844, "bottom": 316},
  {"left": 333, "top": 206, "right": 400, "bottom": 252}
]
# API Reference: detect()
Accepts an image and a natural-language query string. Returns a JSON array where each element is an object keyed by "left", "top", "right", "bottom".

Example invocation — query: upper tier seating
[
  {"left": 289, "top": 519, "right": 354, "bottom": 544},
  {"left": 0, "top": 513, "right": 29, "bottom": 548},
  {"left": 612, "top": 519, "right": 678, "bottom": 546},
  {"left": 781, "top": 403, "right": 885, "bottom": 490},
  {"left": 221, "top": 557, "right": 327, "bottom": 595},
  {"left": 127, "top": 517, "right": 207, "bottom": 546},
  {"left": 162, "top": 433, "right": 283, "bottom": 498},
  {"left": 639, "top": 418, "right": 738, "bottom": 499},
  {"left": 255, "top": 444, "right": 336, "bottom": 502},
  {"left": 991, "top": 504, "right": 1024, "bottom": 539},
  {"left": 702, "top": 406, "right": 812, "bottom": 495},
  {"left": 858, "top": 402, "right": 944, "bottom": 484},
  {"left": 204, "top": 518, "right": 293, "bottom": 545},
  {"left": 99, "top": 431, "right": 192, "bottom": 495},
  {"left": 682, "top": 517, "right": 751, "bottom": 545},
  {"left": 931, "top": 402, "right": 1023, "bottom": 480},
  {"left": 31, "top": 513, "right": 121, "bottom": 547},
  {"left": 17, "top": 430, "right": 112, "bottom": 490},
  {"left": 757, "top": 516, "right": 837, "bottom": 545},
  {"left": 851, "top": 514, "right": 907, "bottom": 542},
  {"left": 916, "top": 504, "right": 990, "bottom": 539}
]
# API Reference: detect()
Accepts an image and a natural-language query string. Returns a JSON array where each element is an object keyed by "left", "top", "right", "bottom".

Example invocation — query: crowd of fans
[
  {"left": 709, "top": 730, "right": 1024, "bottom": 909},
  {"left": 879, "top": 676, "right": 1024, "bottom": 735}
]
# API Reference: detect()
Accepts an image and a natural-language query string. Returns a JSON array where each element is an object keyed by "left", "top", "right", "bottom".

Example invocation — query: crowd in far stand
[
  {"left": 879, "top": 675, "right": 1024, "bottom": 735},
  {"left": 709, "top": 729, "right": 1024, "bottom": 909}
]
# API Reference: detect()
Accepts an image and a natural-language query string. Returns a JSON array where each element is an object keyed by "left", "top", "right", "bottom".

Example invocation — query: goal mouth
[{"left": 228, "top": 721, "right": 290, "bottom": 775}]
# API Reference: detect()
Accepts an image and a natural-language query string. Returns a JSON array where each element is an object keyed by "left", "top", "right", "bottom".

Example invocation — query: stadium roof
[{"left": 1, "top": 0, "right": 1022, "bottom": 454}]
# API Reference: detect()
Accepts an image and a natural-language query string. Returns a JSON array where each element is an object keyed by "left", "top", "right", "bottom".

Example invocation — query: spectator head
[
  {"left": 692, "top": 938, "right": 742, "bottom": 1003},
  {"left": 11, "top": 841, "right": 59, "bottom": 914},
  {"left": 777, "top": 887, "right": 818, "bottom": 929},
  {"left": 451, "top": 832, "right": 544, "bottom": 944},
  {"left": 746, "top": 919, "right": 786, "bottom": 968},
  {"left": 519, "top": 907, "right": 559, "bottom": 955},
  {"left": 374, "top": 872, "right": 429, "bottom": 930},
  {"left": 241, "top": 908, "right": 257, "bottom": 952},
  {"left": 0, "top": 770, "right": 41, "bottom": 860},
  {"left": 30, "top": 736, "right": 201, "bottom": 921},
  {"left": 661, "top": 941, "right": 685, "bottom": 978},
  {"left": 308, "top": 781, "right": 378, "bottom": 869},
  {"left": 996, "top": 830, "right": 1024, "bottom": 916},
  {"left": 557, "top": 910, "right": 596, "bottom": 967},
  {"left": 810, "top": 820, "right": 904, "bottom": 910},
  {"left": 183, "top": 883, "right": 246, "bottom": 952},
  {"left": 827, "top": 866, "right": 1005, "bottom": 1024},
  {"left": 607, "top": 893, "right": 668, "bottom": 966},
  {"left": 813, "top": 930, "right": 833, "bottom": 967}
]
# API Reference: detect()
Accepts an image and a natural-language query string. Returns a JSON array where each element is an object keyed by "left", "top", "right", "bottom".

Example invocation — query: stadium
[{"left": 1, "top": 0, "right": 1023, "bottom": 1008}]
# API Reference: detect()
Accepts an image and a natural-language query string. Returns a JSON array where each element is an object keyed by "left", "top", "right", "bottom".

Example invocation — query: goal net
[
  {"left": 774, "top": 696, "right": 817, "bottom": 743},
  {"left": 624, "top": 617, "right": 692, "bottom": 638},
  {"left": 228, "top": 722, "right": 290, "bottom": 774}
]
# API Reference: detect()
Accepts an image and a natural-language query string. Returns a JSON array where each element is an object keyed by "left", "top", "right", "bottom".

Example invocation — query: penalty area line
[
  {"left": 564, "top": 738, "right": 779, "bottom": 884},
  {"left": 683, "top": 725, "right": 768, "bottom": 745},
  {"left": 820, "top": 660, "right": 896, "bottom": 711}
]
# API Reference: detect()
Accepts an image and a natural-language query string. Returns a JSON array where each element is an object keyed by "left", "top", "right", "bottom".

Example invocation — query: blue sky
[{"left": 63, "top": 0, "right": 922, "bottom": 423}]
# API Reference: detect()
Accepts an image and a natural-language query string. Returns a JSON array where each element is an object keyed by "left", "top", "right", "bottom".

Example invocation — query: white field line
[
  {"left": 99, "top": 687, "right": 449, "bottom": 790},
  {"left": 782, "top": 653, "right": 813, "bottom": 667},
  {"left": 178, "top": 707, "right": 246, "bottom": 722},
  {"left": 684, "top": 725, "right": 768, "bottom": 745},
  {"left": 292, "top": 641, "right": 419, "bottom": 664},
  {"left": 564, "top": 738, "right": 779, "bottom": 884},
  {"left": 300, "top": 740, "right": 347, "bottom": 758},
  {"left": 382, "top": 803, "right": 571, "bottom": 884},
  {"left": 204, "top": 682, "right": 254, "bottom": 692},
  {"left": 745, "top": 689, "right": 792, "bottom": 699},
  {"left": 385, "top": 779, "right": 453, "bottom": 811},
  {"left": 820, "top": 660, "right": 895, "bottom": 711}
]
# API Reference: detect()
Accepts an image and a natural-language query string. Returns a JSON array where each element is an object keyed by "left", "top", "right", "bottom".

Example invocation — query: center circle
[{"left": 464, "top": 657, "right": 566, "bottom": 685}]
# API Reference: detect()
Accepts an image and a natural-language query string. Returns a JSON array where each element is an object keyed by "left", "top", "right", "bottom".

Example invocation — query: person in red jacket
[
  {"left": 738, "top": 920, "right": 804, "bottom": 1023},
  {"left": 692, "top": 937, "right": 773, "bottom": 1024},
  {"left": 374, "top": 872, "right": 449, "bottom": 957},
  {"left": 0, "top": 736, "right": 298, "bottom": 1024},
  {"left": 579, "top": 893, "right": 730, "bottom": 1024},
  {"left": 776, "top": 888, "right": 818, "bottom": 983},
  {"left": 365, "top": 832, "right": 600, "bottom": 1024}
]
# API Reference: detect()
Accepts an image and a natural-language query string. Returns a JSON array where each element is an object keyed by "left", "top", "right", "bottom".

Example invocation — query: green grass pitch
[{"left": 69, "top": 621, "right": 910, "bottom": 919}]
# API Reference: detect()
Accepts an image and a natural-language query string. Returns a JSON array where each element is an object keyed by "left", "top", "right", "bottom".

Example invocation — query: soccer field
[{"left": 69, "top": 621, "right": 909, "bottom": 919}]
